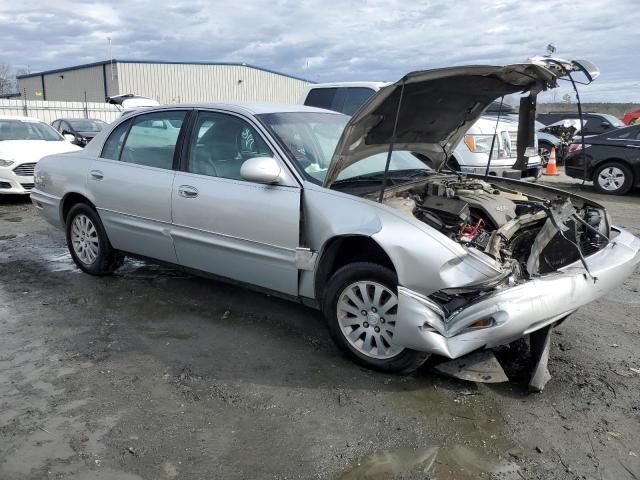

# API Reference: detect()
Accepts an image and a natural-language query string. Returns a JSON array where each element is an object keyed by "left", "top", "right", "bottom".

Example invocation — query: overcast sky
[{"left": 1, "top": 0, "right": 638, "bottom": 102}]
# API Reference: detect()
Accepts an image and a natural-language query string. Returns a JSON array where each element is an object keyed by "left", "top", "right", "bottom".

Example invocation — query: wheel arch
[
  {"left": 60, "top": 192, "right": 97, "bottom": 225},
  {"left": 314, "top": 235, "right": 397, "bottom": 300}
]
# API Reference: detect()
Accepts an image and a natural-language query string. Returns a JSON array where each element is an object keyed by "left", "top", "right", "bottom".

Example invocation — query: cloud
[{"left": 1, "top": 0, "right": 638, "bottom": 102}]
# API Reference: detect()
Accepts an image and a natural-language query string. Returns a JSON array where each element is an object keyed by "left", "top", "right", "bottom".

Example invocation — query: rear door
[
  {"left": 88, "top": 110, "right": 189, "bottom": 262},
  {"left": 171, "top": 109, "right": 301, "bottom": 295}
]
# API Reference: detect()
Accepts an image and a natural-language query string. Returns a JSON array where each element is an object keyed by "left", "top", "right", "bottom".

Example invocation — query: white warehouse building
[{"left": 16, "top": 59, "right": 313, "bottom": 104}]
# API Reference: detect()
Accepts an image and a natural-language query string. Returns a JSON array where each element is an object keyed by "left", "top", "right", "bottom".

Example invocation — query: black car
[
  {"left": 564, "top": 124, "right": 640, "bottom": 195},
  {"left": 51, "top": 118, "right": 108, "bottom": 147},
  {"left": 537, "top": 112, "right": 625, "bottom": 136}
]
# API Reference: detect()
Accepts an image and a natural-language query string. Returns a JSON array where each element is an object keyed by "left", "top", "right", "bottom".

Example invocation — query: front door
[
  {"left": 88, "top": 110, "right": 189, "bottom": 263},
  {"left": 171, "top": 110, "right": 301, "bottom": 295}
]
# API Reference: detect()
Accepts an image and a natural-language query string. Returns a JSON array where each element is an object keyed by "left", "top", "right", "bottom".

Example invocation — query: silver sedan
[{"left": 31, "top": 61, "right": 640, "bottom": 376}]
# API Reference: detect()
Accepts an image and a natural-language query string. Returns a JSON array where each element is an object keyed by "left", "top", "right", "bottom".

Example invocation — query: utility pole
[{"left": 108, "top": 36, "right": 114, "bottom": 81}]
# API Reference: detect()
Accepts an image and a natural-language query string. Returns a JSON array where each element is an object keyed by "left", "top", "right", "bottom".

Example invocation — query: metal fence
[{"left": 0, "top": 99, "right": 120, "bottom": 123}]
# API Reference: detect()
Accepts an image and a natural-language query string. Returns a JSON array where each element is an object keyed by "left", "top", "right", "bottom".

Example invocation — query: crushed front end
[{"left": 380, "top": 176, "right": 640, "bottom": 362}]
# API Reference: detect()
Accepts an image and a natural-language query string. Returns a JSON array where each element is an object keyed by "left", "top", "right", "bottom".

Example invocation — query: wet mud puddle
[{"left": 339, "top": 445, "right": 520, "bottom": 479}]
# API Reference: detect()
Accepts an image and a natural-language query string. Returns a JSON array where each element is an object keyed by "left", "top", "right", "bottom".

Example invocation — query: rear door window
[
  {"left": 304, "top": 88, "right": 338, "bottom": 110},
  {"left": 119, "top": 111, "right": 187, "bottom": 169},
  {"left": 610, "top": 127, "right": 640, "bottom": 141}
]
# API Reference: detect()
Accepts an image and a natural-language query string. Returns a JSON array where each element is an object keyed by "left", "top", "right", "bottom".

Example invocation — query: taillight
[{"left": 569, "top": 143, "right": 591, "bottom": 153}]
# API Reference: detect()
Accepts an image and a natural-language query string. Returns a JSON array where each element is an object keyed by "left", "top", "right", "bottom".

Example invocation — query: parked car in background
[
  {"left": 537, "top": 112, "right": 624, "bottom": 136},
  {"left": 536, "top": 119, "right": 584, "bottom": 165},
  {"left": 536, "top": 120, "right": 561, "bottom": 165},
  {"left": 623, "top": 107, "right": 640, "bottom": 125},
  {"left": 30, "top": 61, "right": 640, "bottom": 376},
  {"left": 564, "top": 124, "right": 640, "bottom": 195},
  {"left": 51, "top": 118, "right": 108, "bottom": 147},
  {"left": 300, "top": 83, "right": 542, "bottom": 180},
  {"left": 299, "top": 82, "right": 384, "bottom": 116},
  {"left": 0, "top": 116, "right": 81, "bottom": 194}
]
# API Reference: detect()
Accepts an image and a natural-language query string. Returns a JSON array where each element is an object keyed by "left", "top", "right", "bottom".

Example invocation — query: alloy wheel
[
  {"left": 336, "top": 281, "right": 404, "bottom": 359},
  {"left": 70, "top": 214, "right": 100, "bottom": 265},
  {"left": 597, "top": 166, "right": 626, "bottom": 192}
]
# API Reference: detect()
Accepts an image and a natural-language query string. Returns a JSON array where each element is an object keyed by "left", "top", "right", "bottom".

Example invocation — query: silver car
[{"left": 31, "top": 61, "right": 640, "bottom": 375}]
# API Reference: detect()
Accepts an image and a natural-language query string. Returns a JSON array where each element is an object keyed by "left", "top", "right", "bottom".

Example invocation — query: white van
[{"left": 299, "top": 83, "right": 542, "bottom": 180}]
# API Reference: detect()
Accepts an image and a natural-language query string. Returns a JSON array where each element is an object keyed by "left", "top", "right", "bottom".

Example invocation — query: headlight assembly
[
  {"left": 463, "top": 134, "right": 497, "bottom": 154},
  {"left": 0, "top": 159, "right": 15, "bottom": 167}
]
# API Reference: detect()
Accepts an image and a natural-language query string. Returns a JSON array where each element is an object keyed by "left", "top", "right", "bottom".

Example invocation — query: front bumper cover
[
  {"left": 0, "top": 169, "right": 33, "bottom": 194},
  {"left": 392, "top": 227, "right": 640, "bottom": 358}
]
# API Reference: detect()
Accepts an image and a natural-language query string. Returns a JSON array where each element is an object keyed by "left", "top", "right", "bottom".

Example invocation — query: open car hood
[{"left": 323, "top": 58, "right": 597, "bottom": 187}]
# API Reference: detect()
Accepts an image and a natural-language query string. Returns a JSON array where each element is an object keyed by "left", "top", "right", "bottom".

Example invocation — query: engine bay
[{"left": 379, "top": 175, "right": 609, "bottom": 280}]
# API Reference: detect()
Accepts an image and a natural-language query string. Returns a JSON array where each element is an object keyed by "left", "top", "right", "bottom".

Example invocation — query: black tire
[
  {"left": 592, "top": 161, "right": 633, "bottom": 195},
  {"left": 65, "top": 203, "right": 124, "bottom": 275},
  {"left": 322, "top": 262, "right": 429, "bottom": 374}
]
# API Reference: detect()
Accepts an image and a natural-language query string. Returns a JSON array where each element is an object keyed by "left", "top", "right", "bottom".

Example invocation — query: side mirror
[
  {"left": 240, "top": 157, "right": 283, "bottom": 184},
  {"left": 601, "top": 122, "right": 611, "bottom": 129},
  {"left": 63, "top": 134, "right": 76, "bottom": 142}
]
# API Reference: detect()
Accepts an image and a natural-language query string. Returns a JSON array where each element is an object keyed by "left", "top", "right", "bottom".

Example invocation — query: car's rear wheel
[
  {"left": 593, "top": 162, "right": 633, "bottom": 195},
  {"left": 66, "top": 203, "right": 123, "bottom": 275},
  {"left": 323, "top": 262, "right": 429, "bottom": 373}
]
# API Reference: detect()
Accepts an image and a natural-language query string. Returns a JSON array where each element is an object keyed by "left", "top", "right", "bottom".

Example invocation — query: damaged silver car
[{"left": 31, "top": 58, "right": 640, "bottom": 387}]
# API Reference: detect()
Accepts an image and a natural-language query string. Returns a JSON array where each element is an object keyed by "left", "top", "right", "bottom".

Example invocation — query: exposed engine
[{"left": 382, "top": 175, "right": 609, "bottom": 280}]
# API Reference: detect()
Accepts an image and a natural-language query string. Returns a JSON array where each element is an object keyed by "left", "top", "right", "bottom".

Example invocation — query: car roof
[
  {"left": 0, "top": 115, "right": 46, "bottom": 122},
  {"left": 121, "top": 102, "right": 345, "bottom": 116},
  {"left": 304, "top": 81, "right": 389, "bottom": 90},
  {"left": 54, "top": 118, "right": 106, "bottom": 122},
  {"left": 542, "top": 112, "right": 607, "bottom": 116}
]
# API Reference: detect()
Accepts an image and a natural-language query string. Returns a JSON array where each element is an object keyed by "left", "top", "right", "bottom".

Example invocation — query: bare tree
[
  {"left": 562, "top": 93, "right": 572, "bottom": 104},
  {"left": 0, "top": 63, "right": 16, "bottom": 95}
]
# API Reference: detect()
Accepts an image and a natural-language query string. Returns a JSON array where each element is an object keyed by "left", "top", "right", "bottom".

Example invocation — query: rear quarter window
[{"left": 101, "top": 120, "right": 132, "bottom": 160}]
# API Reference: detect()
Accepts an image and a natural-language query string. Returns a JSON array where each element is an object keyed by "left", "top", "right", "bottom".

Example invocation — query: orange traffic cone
[{"left": 543, "top": 147, "right": 560, "bottom": 176}]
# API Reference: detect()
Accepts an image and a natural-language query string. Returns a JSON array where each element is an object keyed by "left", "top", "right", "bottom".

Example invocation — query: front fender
[{"left": 302, "top": 183, "right": 504, "bottom": 298}]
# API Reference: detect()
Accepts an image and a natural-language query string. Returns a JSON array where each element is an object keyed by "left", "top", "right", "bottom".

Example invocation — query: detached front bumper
[{"left": 393, "top": 227, "right": 640, "bottom": 358}]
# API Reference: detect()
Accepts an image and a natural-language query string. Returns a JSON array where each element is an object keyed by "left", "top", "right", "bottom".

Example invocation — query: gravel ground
[{"left": 1, "top": 179, "right": 639, "bottom": 480}]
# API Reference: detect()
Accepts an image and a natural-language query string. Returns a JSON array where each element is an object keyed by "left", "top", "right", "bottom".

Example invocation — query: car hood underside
[{"left": 323, "top": 63, "right": 557, "bottom": 187}]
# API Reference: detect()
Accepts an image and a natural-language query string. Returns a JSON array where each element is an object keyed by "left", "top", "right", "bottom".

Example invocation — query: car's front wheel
[
  {"left": 66, "top": 203, "right": 123, "bottom": 275},
  {"left": 593, "top": 161, "right": 633, "bottom": 195},
  {"left": 323, "top": 262, "right": 429, "bottom": 373}
]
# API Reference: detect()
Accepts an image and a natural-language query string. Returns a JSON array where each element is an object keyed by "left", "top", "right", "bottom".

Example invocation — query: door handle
[
  {"left": 178, "top": 185, "right": 199, "bottom": 198},
  {"left": 89, "top": 170, "right": 104, "bottom": 180}
]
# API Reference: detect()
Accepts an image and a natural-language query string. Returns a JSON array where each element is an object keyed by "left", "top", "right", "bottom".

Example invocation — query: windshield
[
  {"left": 67, "top": 119, "right": 107, "bottom": 132},
  {"left": 601, "top": 114, "right": 624, "bottom": 127},
  {"left": 258, "top": 112, "right": 431, "bottom": 184},
  {"left": 0, "top": 119, "right": 63, "bottom": 141}
]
